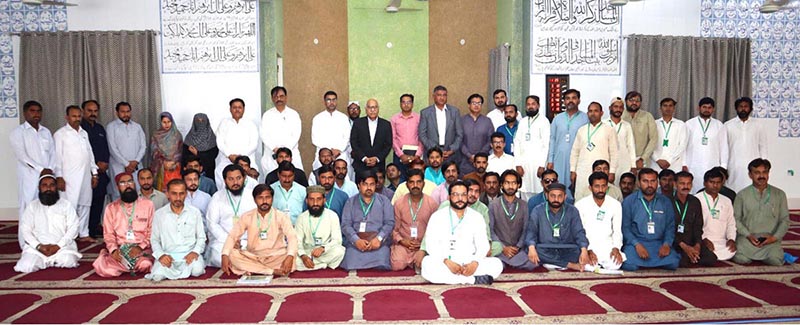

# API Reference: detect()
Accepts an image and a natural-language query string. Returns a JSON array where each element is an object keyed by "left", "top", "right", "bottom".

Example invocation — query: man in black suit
[
  {"left": 418, "top": 85, "right": 463, "bottom": 165},
  {"left": 350, "top": 98, "right": 393, "bottom": 174}
]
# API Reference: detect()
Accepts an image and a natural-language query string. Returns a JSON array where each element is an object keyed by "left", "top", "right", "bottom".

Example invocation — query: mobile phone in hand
[{"left": 757, "top": 237, "right": 767, "bottom": 244}]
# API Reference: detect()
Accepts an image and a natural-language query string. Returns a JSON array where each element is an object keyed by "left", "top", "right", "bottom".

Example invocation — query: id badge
[
  {"left": 701, "top": 137, "right": 708, "bottom": 145},
  {"left": 258, "top": 231, "right": 267, "bottom": 240},
  {"left": 596, "top": 210, "right": 605, "bottom": 221},
  {"left": 711, "top": 209, "right": 719, "bottom": 219},
  {"left": 126, "top": 229, "right": 135, "bottom": 241},
  {"left": 449, "top": 239, "right": 456, "bottom": 251},
  {"left": 510, "top": 143, "right": 514, "bottom": 153},
  {"left": 359, "top": 221, "right": 367, "bottom": 233},
  {"left": 565, "top": 134, "right": 570, "bottom": 143},
  {"left": 662, "top": 139, "right": 669, "bottom": 147},
  {"left": 314, "top": 237, "right": 322, "bottom": 245},
  {"left": 647, "top": 222, "right": 656, "bottom": 234},
  {"left": 553, "top": 227, "right": 560, "bottom": 237},
  {"left": 525, "top": 133, "right": 531, "bottom": 141},
  {"left": 677, "top": 224, "right": 685, "bottom": 233},
  {"left": 586, "top": 142, "right": 595, "bottom": 151},
  {"left": 410, "top": 226, "right": 419, "bottom": 239}
]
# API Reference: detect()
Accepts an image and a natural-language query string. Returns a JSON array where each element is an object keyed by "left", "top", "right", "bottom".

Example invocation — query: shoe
[
  {"left": 474, "top": 275, "right": 494, "bottom": 285},
  {"left": 543, "top": 263, "right": 566, "bottom": 271}
]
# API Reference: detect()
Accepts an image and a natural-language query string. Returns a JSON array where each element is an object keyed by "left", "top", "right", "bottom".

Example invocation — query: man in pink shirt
[
  {"left": 391, "top": 94, "right": 424, "bottom": 181},
  {"left": 92, "top": 172, "right": 155, "bottom": 277}
]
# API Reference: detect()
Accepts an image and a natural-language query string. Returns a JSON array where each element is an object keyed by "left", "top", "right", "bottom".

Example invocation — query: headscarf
[
  {"left": 183, "top": 113, "right": 217, "bottom": 152},
  {"left": 154, "top": 112, "right": 182, "bottom": 156}
]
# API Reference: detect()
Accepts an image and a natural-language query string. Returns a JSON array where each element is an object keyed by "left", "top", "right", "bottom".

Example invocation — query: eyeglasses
[
  {"left": 543, "top": 178, "right": 557, "bottom": 184},
  {"left": 347, "top": 106, "right": 360, "bottom": 110},
  {"left": 118, "top": 180, "right": 135, "bottom": 186},
  {"left": 627, "top": 98, "right": 641, "bottom": 103}
]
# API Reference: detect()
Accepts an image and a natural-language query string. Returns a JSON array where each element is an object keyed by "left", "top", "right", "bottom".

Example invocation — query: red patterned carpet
[{"left": 1, "top": 212, "right": 800, "bottom": 323}]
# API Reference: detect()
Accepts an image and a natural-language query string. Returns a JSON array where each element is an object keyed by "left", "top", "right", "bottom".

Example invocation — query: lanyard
[
  {"left": 545, "top": 206, "right": 565, "bottom": 229},
  {"left": 281, "top": 187, "right": 293, "bottom": 210},
  {"left": 226, "top": 189, "right": 242, "bottom": 217},
  {"left": 505, "top": 124, "right": 517, "bottom": 139},
  {"left": 325, "top": 190, "right": 335, "bottom": 209},
  {"left": 674, "top": 200, "right": 688, "bottom": 225},
  {"left": 123, "top": 201, "right": 137, "bottom": 229},
  {"left": 698, "top": 118, "right": 711, "bottom": 137},
  {"left": 448, "top": 209, "right": 464, "bottom": 235},
  {"left": 565, "top": 112, "right": 578, "bottom": 131},
  {"left": 661, "top": 120, "right": 673, "bottom": 138},
  {"left": 640, "top": 197, "right": 657, "bottom": 222},
  {"left": 409, "top": 196, "right": 423, "bottom": 222},
  {"left": 501, "top": 198, "right": 519, "bottom": 220},
  {"left": 359, "top": 197, "right": 374, "bottom": 220},
  {"left": 308, "top": 213, "right": 324, "bottom": 239},
  {"left": 702, "top": 192, "right": 718, "bottom": 215},
  {"left": 608, "top": 119, "right": 622, "bottom": 134},
  {"left": 256, "top": 209, "right": 273, "bottom": 234},
  {"left": 751, "top": 185, "right": 771, "bottom": 205},
  {"left": 587, "top": 122, "right": 603, "bottom": 143},
  {"left": 527, "top": 114, "right": 539, "bottom": 133}
]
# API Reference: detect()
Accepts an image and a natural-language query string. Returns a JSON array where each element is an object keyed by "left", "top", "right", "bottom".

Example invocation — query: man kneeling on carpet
[
  {"left": 221, "top": 184, "right": 297, "bottom": 277},
  {"left": 146, "top": 179, "right": 206, "bottom": 281},
  {"left": 93, "top": 172, "right": 155, "bottom": 277},
  {"left": 295, "top": 185, "right": 346, "bottom": 271},
  {"left": 526, "top": 182, "right": 591, "bottom": 271},
  {"left": 421, "top": 181, "right": 503, "bottom": 285},
  {"left": 15, "top": 169, "right": 82, "bottom": 273}
]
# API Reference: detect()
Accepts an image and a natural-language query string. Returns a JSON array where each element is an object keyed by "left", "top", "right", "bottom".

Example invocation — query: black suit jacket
[{"left": 350, "top": 116, "right": 393, "bottom": 173}]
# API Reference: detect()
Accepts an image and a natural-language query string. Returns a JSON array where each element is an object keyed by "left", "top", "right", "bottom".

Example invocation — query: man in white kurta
[
  {"left": 570, "top": 103, "right": 618, "bottom": 201},
  {"left": 696, "top": 170, "right": 737, "bottom": 261},
  {"left": 487, "top": 133, "right": 515, "bottom": 175},
  {"left": 650, "top": 98, "right": 688, "bottom": 173},
  {"left": 15, "top": 173, "right": 82, "bottom": 273},
  {"left": 106, "top": 102, "right": 147, "bottom": 199},
  {"left": 684, "top": 97, "right": 729, "bottom": 192},
  {"left": 215, "top": 98, "right": 260, "bottom": 190},
  {"left": 311, "top": 91, "right": 353, "bottom": 178},
  {"left": 205, "top": 165, "right": 257, "bottom": 268},
  {"left": 421, "top": 182, "right": 503, "bottom": 285},
  {"left": 54, "top": 106, "right": 99, "bottom": 241},
  {"left": 261, "top": 87, "right": 304, "bottom": 174},
  {"left": 574, "top": 172, "right": 625, "bottom": 271},
  {"left": 514, "top": 96, "right": 550, "bottom": 199},
  {"left": 606, "top": 98, "right": 636, "bottom": 184},
  {"left": 724, "top": 97, "right": 768, "bottom": 193},
  {"left": 295, "top": 186, "right": 346, "bottom": 271},
  {"left": 10, "top": 101, "right": 55, "bottom": 248}
]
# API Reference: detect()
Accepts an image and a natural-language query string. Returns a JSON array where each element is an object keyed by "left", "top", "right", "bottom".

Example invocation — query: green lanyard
[
  {"left": 124, "top": 201, "right": 137, "bottom": 229},
  {"left": 702, "top": 192, "right": 718, "bottom": 215},
  {"left": 448, "top": 208, "right": 464, "bottom": 235},
  {"left": 505, "top": 124, "right": 517, "bottom": 139},
  {"left": 501, "top": 198, "right": 519, "bottom": 221},
  {"left": 751, "top": 185, "right": 771, "bottom": 205},
  {"left": 545, "top": 206, "right": 565, "bottom": 229},
  {"left": 527, "top": 114, "right": 539, "bottom": 131},
  {"left": 610, "top": 120, "right": 622, "bottom": 134},
  {"left": 565, "top": 112, "right": 578, "bottom": 130},
  {"left": 698, "top": 118, "right": 711, "bottom": 137},
  {"left": 661, "top": 120, "right": 673, "bottom": 138},
  {"left": 408, "top": 196, "right": 423, "bottom": 222},
  {"left": 325, "top": 190, "right": 335, "bottom": 209},
  {"left": 256, "top": 209, "right": 274, "bottom": 234},
  {"left": 280, "top": 186, "right": 294, "bottom": 211},
  {"left": 359, "top": 197, "right": 374, "bottom": 220},
  {"left": 587, "top": 122, "right": 603, "bottom": 143},
  {"left": 674, "top": 200, "right": 688, "bottom": 226},
  {"left": 226, "top": 189, "right": 242, "bottom": 217},
  {"left": 308, "top": 213, "right": 324, "bottom": 239},
  {"left": 640, "top": 197, "right": 656, "bottom": 222}
]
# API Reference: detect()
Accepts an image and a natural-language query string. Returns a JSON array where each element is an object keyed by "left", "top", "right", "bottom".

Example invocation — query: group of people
[{"left": 10, "top": 85, "right": 788, "bottom": 285}]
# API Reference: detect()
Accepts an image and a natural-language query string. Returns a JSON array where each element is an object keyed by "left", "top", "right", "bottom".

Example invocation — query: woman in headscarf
[
  {"left": 150, "top": 112, "right": 183, "bottom": 191},
  {"left": 182, "top": 113, "right": 219, "bottom": 178}
]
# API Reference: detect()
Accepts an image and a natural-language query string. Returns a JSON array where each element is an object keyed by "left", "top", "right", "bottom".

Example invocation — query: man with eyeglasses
[
  {"left": 486, "top": 132, "right": 515, "bottom": 175},
  {"left": 527, "top": 169, "right": 575, "bottom": 213},
  {"left": 621, "top": 91, "right": 658, "bottom": 173},
  {"left": 347, "top": 101, "right": 361, "bottom": 125},
  {"left": 93, "top": 172, "right": 155, "bottom": 277},
  {"left": 312, "top": 91, "right": 354, "bottom": 180},
  {"left": 350, "top": 98, "right": 393, "bottom": 175},
  {"left": 459, "top": 93, "right": 494, "bottom": 175}
]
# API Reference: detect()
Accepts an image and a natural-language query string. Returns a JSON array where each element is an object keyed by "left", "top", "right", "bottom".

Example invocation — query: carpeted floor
[{"left": 1, "top": 212, "right": 800, "bottom": 323}]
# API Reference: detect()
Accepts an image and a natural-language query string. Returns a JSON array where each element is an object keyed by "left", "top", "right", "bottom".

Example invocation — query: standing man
[
  {"left": 421, "top": 181, "right": 503, "bottom": 284},
  {"left": 575, "top": 172, "right": 625, "bottom": 272},
  {"left": 547, "top": 89, "right": 588, "bottom": 190},
  {"left": 350, "top": 98, "right": 393, "bottom": 174},
  {"left": 732, "top": 159, "right": 788, "bottom": 266},
  {"left": 684, "top": 97, "right": 729, "bottom": 192},
  {"left": 54, "top": 105, "right": 98, "bottom": 243},
  {"left": 697, "top": 170, "right": 737, "bottom": 262},
  {"left": 514, "top": 95, "right": 550, "bottom": 200},
  {"left": 418, "top": 85, "right": 463, "bottom": 165},
  {"left": 459, "top": 93, "right": 494, "bottom": 175},
  {"left": 93, "top": 172, "right": 155, "bottom": 277},
  {"left": 312, "top": 91, "right": 353, "bottom": 178},
  {"left": 340, "top": 171, "right": 395, "bottom": 270},
  {"left": 621, "top": 91, "right": 658, "bottom": 173},
  {"left": 137, "top": 169, "right": 168, "bottom": 210},
  {"left": 486, "top": 132, "right": 515, "bottom": 175},
  {"left": 725, "top": 97, "right": 768, "bottom": 192},
  {"left": 182, "top": 169, "right": 211, "bottom": 216},
  {"left": 215, "top": 98, "right": 260, "bottom": 189},
  {"left": 80, "top": 100, "right": 110, "bottom": 239},
  {"left": 391, "top": 94, "right": 424, "bottom": 181},
  {"left": 606, "top": 97, "right": 636, "bottom": 182},
  {"left": 10, "top": 101, "right": 54, "bottom": 248},
  {"left": 526, "top": 183, "right": 591, "bottom": 271},
  {"left": 489, "top": 170, "right": 535, "bottom": 270},
  {"left": 261, "top": 86, "right": 304, "bottom": 173},
  {"left": 347, "top": 101, "right": 361, "bottom": 125},
  {"left": 295, "top": 186, "right": 346, "bottom": 271},
  {"left": 570, "top": 102, "right": 618, "bottom": 201},
  {"left": 270, "top": 161, "right": 307, "bottom": 225},
  {"left": 106, "top": 101, "right": 146, "bottom": 199},
  {"left": 650, "top": 98, "right": 688, "bottom": 173},
  {"left": 672, "top": 171, "right": 717, "bottom": 267},
  {"left": 496, "top": 104, "right": 519, "bottom": 155},
  {"left": 317, "top": 165, "right": 348, "bottom": 219},
  {"left": 620, "top": 168, "right": 680, "bottom": 271},
  {"left": 390, "top": 169, "right": 438, "bottom": 271},
  {"left": 146, "top": 180, "right": 206, "bottom": 281},
  {"left": 205, "top": 164, "right": 257, "bottom": 268},
  {"left": 488, "top": 89, "right": 518, "bottom": 129}
]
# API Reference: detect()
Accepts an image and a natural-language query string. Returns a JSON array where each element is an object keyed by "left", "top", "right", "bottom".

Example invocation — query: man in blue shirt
[
  {"left": 526, "top": 183, "right": 590, "bottom": 271},
  {"left": 496, "top": 104, "right": 519, "bottom": 155},
  {"left": 80, "top": 100, "right": 110, "bottom": 239},
  {"left": 528, "top": 169, "right": 575, "bottom": 213},
  {"left": 317, "top": 165, "right": 347, "bottom": 220}
]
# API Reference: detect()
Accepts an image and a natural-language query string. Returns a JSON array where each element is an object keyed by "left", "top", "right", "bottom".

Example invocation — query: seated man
[
  {"left": 621, "top": 168, "right": 680, "bottom": 271},
  {"left": 340, "top": 170, "right": 395, "bottom": 270},
  {"left": 270, "top": 161, "right": 307, "bottom": 224},
  {"left": 206, "top": 164, "right": 257, "bottom": 268},
  {"left": 317, "top": 165, "right": 348, "bottom": 219},
  {"left": 659, "top": 168, "right": 676, "bottom": 197},
  {"left": 390, "top": 169, "right": 438, "bottom": 271},
  {"left": 575, "top": 172, "right": 625, "bottom": 272},
  {"left": 673, "top": 171, "right": 717, "bottom": 267},
  {"left": 234, "top": 155, "right": 260, "bottom": 184},
  {"left": 183, "top": 169, "right": 211, "bottom": 216},
  {"left": 592, "top": 160, "right": 624, "bottom": 202},
  {"left": 146, "top": 179, "right": 206, "bottom": 281},
  {"left": 732, "top": 159, "right": 788, "bottom": 266},
  {"left": 374, "top": 169, "right": 395, "bottom": 200},
  {"left": 439, "top": 179, "right": 501, "bottom": 257},
  {"left": 295, "top": 185, "right": 346, "bottom": 271},
  {"left": 431, "top": 161, "right": 459, "bottom": 204},
  {"left": 391, "top": 158, "right": 437, "bottom": 204},
  {"left": 697, "top": 170, "right": 737, "bottom": 261},
  {"left": 221, "top": 184, "right": 297, "bottom": 277},
  {"left": 265, "top": 148, "right": 309, "bottom": 187},
  {"left": 463, "top": 152, "right": 489, "bottom": 190},
  {"left": 308, "top": 148, "right": 334, "bottom": 186},
  {"left": 333, "top": 159, "right": 359, "bottom": 197},
  {"left": 15, "top": 170, "right": 82, "bottom": 273},
  {"left": 527, "top": 169, "right": 575, "bottom": 212},
  {"left": 486, "top": 132, "right": 515, "bottom": 175},
  {"left": 619, "top": 172, "right": 637, "bottom": 199},
  {"left": 184, "top": 155, "right": 217, "bottom": 196},
  {"left": 479, "top": 172, "right": 502, "bottom": 205},
  {"left": 526, "top": 183, "right": 590, "bottom": 271},
  {"left": 138, "top": 168, "right": 168, "bottom": 210},
  {"left": 93, "top": 172, "right": 155, "bottom": 277},
  {"left": 424, "top": 147, "right": 446, "bottom": 186},
  {"left": 489, "top": 170, "right": 535, "bottom": 270},
  {"left": 421, "top": 181, "right": 503, "bottom": 284},
  {"left": 385, "top": 163, "right": 402, "bottom": 191},
  {"left": 697, "top": 166, "right": 736, "bottom": 203}
]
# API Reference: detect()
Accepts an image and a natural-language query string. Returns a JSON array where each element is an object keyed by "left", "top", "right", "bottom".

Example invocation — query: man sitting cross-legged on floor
[
  {"left": 488, "top": 170, "right": 537, "bottom": 271},
  {"left": 295, "top": 185, "right": 346, "bottom": 271},
  {"left": 526, "top": 182, "right": 591, "bottom": 271}
]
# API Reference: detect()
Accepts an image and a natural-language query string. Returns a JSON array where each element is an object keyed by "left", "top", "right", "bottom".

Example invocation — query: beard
[
  {"left": 548, "top": 200, "right": 563, "bottom": 209},
  {"left": 39, "top": 190, "right": 59, "bottom": 206},
  {"left": 450, "top": 199, "right": 468, "bottom": 210},
  {"left": 626, "top": 105, "right": 639, "bottom": 112},
  {"left": 737, "top": 109, "right": 751, "bottom": 119},
  {"left": 187, "top": 183, "right": 199, "bottom": 192},
  {"left": 592, "top": 191, "right": 606, "bottom": 200},
  {"left": 699, "top": 111, "right": 712, "bottom": 119},
  {"left": 140, "top": 183, "right": 152, "bottom": 191},
  {"left": 642, "top": 186, "right": 656, "bottom": 196},
  {"left": 321, "top": 182, "right": 333, "bottom": 191},
  {"left": 501, "top": 187, "right": 517, "bottom": 197},
  {"left": 526, "top": 109, "right": 539, "bottom": 117},
  {"left": 227, "top": 185, "right": 244, "bottom": 196},
  {"left": 308, "top": 205, "right": 324, "bottom": 217},
  {"left": 611, "top": 110, "right": 622, "bottom": 118},
  {"left": 121, "top": 189, "right": 138, "bottom": 203},
  {"left": 504, "top": 116, "right": 515, "bottom": 123}
]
